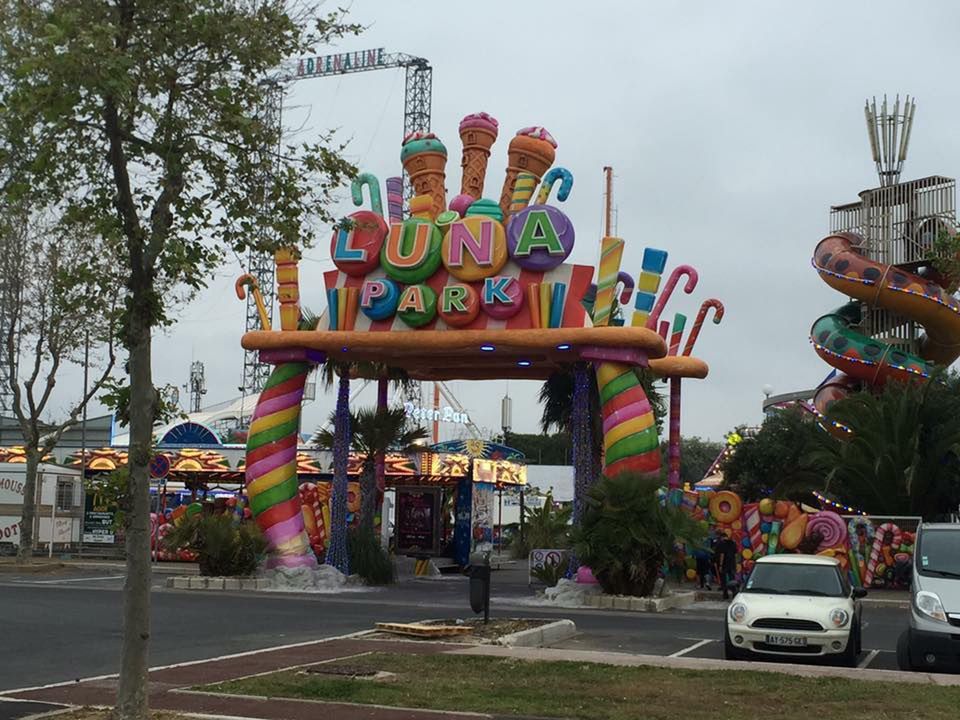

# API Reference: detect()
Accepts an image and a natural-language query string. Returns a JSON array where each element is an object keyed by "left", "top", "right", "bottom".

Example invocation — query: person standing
[{"left": 714, "top": 531, "right": 739, "bottom": 600}]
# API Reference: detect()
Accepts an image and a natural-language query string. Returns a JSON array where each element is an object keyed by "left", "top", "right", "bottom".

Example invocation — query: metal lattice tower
[
  {"left": 241, "top": 50, "right": 432, "bottom": 399},
  {"left": 240, "top": 82, "right": 282, "bottom": 398}
]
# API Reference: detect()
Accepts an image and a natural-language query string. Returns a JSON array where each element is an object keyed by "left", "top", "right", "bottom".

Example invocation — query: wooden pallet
[{"left": 375, "top": 622, "right": 472, "bottom": 638}]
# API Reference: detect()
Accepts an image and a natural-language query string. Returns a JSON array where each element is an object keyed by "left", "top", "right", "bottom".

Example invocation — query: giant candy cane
[
  {"left": 646, "top": 265, "right": 698, "bottom": 330},
  {"left": 683, "top": 299, "right": 725, "bottom": 356}
]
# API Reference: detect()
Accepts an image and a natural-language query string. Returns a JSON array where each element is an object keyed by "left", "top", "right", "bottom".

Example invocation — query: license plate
[{"left": 765, "top": 634, "right": 807, "bottom": 646}]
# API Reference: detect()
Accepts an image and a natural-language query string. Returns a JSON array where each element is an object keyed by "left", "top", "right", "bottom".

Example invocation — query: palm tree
[
  {"left": 314, "top": 406, "right": 427, "bottom": 532},
  {"left": 809, "top": 373, "right": 960, "bottom": 518}
]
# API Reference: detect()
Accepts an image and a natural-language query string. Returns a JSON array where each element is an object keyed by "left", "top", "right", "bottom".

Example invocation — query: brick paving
[{"left": 7, "top": 637, "right": 490, "bottom": 719}]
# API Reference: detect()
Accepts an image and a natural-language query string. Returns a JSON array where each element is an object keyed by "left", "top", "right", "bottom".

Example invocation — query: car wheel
[
  {"left": 839, "top": 625, "right": 859, "bottom": 668},
  {"left": 896, "top": 629, "right": 915, "bottom": 671},
  {"left": 723, "top": 619, "right": 745, "bottom": 661}
]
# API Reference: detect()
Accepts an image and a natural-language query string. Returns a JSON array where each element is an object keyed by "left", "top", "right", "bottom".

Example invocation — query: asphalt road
[{"left": 0, "top": 565, "right": 915, "bottom": 696}]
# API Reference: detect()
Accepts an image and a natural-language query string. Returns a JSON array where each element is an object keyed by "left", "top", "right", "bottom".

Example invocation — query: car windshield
[
  {"left": 743, "top": 562, "right": 844, "bottom": 597},
  {"left": 918, "top": 530, "right": 960, "bottom": 577}
]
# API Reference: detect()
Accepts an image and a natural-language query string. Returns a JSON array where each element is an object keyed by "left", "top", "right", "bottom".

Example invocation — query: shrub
[
  {"left": 348, "top": 527, "right": 394, "bottom": 585},
  {"left": 531, "top": 552, "right": 569, "bottom": 587},
  {"left": 164, "top": 514, "right": 267, "bottom": 577},
  {"left": 573, "top": 473, "right": 704, "bottom": 597},
  {"left": 523, "top": 493, "right": 572, "bottom": 549}
]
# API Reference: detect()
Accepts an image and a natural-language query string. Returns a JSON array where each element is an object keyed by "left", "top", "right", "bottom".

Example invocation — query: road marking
[
  {"left": 0, "top": 629, "right": 376, "bottom": 696},
  {"left": 21, "top": 575, "right": 126, "bottom": 585},
  {"left": 669, "top": 639, "right": 713, "bottom": 657},
  {"left": 858, "top": 649, "right": 881, "bottom": 669}
]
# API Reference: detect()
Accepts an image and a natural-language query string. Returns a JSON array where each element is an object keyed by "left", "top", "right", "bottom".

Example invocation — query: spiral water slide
[{"left": 810, "top": 232, "right": 960, "bottom": 408}]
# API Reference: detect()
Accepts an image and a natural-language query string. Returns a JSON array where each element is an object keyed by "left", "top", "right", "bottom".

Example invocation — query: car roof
[
  {"left": 756, "top": 554, "right": 839, "bottom": 567},
  {"left": 920, "top": 523, "right": 960, "bottom": 531}
]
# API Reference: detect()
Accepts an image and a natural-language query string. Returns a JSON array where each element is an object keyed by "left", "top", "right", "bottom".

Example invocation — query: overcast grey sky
[{"left": 49, "top": 0, "right": 960, "bottom": 444}]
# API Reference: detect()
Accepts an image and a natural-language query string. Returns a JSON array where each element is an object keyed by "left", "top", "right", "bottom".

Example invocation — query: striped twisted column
[
  {"left": 245, "top": 362, "right": 316, "bottom": 569},
  {"left": 597, "top": 362, "right": 661, "bottom": 479},
  {"left": 667, "top": 377, "right": 682, "bottom": 488}
]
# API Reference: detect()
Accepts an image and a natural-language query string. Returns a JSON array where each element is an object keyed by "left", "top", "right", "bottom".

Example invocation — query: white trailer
[{"left": 0, "top": 462, "right": 83, "bottom": 552}]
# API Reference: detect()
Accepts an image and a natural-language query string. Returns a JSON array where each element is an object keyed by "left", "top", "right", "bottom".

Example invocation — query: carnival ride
[
  {"left": 804, "top": 97, "right": 960, "bottom": 415},
  {"left": 237, "top": 113, "right": 726, "bottom": 571}
]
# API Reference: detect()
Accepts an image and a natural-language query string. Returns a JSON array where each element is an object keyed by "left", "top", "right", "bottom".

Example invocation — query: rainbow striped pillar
[
  {"left": 597, "top": 362, "right": 661, "bottom": 479},
  {"left": 245, "top": 362, "right": 316, "bottom": 569}
]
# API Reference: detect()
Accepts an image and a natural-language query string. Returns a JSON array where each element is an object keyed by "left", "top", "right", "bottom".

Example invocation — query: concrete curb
[
  {"left": 496, "top": 619, "right": 576, "bottom": 647},
  {"left": 168, "top": 576, "right": 269, "bottom": 591},
  {"left": 582, "top": 591, "right": 696, "bottom": 613},
  {"left": 447, "top": 645, "right": 960, "bottom": 686}
]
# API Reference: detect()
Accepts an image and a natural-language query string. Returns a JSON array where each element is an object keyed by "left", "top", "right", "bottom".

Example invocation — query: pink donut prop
[
  {"left": 865, "top": 522, "right": 902, "bottom": 586},
  {"left": 806, "top": 511, "right": 848, "bottom": 551}
]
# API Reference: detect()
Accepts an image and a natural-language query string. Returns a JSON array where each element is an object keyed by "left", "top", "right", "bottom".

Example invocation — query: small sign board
[
  {"left": 149, "top": 454, "right": 170, "bottom": 479},
  {"left": 395, "top": 486, "right": 441, "bottom": 556}
]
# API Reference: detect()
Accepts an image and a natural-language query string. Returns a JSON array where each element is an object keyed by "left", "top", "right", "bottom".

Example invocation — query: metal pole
[
  {"left": 603, "top": 166, "right": 613, "bottom": 237},
  {"left": 49, "top": 476, "right": 55, "bottom": 558},
  {"left": 78, "top": 330, "right": 88, "bottom": 558}
]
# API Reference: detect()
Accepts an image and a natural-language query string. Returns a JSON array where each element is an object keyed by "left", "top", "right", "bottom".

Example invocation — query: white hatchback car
[{"left": 724, "top": 554, "right": 866, "bottom": 666}]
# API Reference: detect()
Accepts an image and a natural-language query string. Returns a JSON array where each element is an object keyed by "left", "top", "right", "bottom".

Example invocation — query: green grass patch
[{"left": 201, "top": 652, "right": 960, "bottom": 719}]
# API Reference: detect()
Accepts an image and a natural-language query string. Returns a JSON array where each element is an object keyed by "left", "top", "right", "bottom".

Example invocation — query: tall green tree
[
  {"left": 0, "top": 206, "right": 119, "bottom": 562},
  {"left": 722, "top": 409, "right": 824, "bottom": 501},
  {"left": 0, "top": 3, "right": 358, "bottom": 717},
  {"left": 313, "top": 406, "right": 427, "bottom": 534},
  {"left": 810, "top": 375, "right": 960, "bottom": 518}
]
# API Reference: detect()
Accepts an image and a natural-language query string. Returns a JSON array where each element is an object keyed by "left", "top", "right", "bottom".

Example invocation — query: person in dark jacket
[{"left": 713, "top": 531, "right": 739, "bottom": 600}]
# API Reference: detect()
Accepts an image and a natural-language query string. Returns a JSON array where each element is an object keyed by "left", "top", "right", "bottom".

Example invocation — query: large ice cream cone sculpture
[
  {"left": 458, "top": 112, "right": 499, "bottom": 200},
  {"left": 401, "top": 131, "right": 447, "bottom": 220},
  {"left": 498, "top": 126, "right": 557, "bottom": 221}
]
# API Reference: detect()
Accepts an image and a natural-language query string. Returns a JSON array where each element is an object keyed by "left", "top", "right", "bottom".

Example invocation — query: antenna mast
[
  {"left": 603, "top": 166, "right": 614, "bottom": 236},
  {"left": 864, "top": 94, "right": 916, "bottom": 186}
]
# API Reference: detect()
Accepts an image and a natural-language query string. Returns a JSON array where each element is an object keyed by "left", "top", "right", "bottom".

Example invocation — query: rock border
[
  {"left": 166, "top": 576, "right": 267, "bottom": 591},
  {"left": 582, "top": 591, "right": 696, "bottom": 613},
  {"left": 496, "top": 619, "right": 577, "bottom": 647}
]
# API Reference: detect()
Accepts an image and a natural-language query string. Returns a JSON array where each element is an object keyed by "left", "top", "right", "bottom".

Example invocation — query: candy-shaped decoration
[
  {"left": 708, "top": 491, "right": 742, "bottom": 524},
  {"left": 767, "top": 521, "right": 781, "bottom": 554},
  {"left": 331, "top": 173, "right": 389, "bottom": 277},
  {"left": 235, "top": 274, "right": 271, "bottom": 331},
  {"left": 646, "top": 265, "right": 699, "bottom": 330},
  {"left": 597, "top": 362, "right": 660, "bottom": 479},
  {"left": 592, "top": 237, "right": 625, "bottom": 327},
  {"left": 616, "top": 271, "right": 635, "bottom": 306},
  {"left": 865, "top": 522, "right": 901, "bottom": 586},
  {"left": 806, "top": 511, "right": 848, "bottom": 551},
  {"left": 439, "top": 283, "right": 480, "bottom": 327},
  {"left": 245, "top": 362, "right": 316, "bottom": 569},
  {"left": 758, "top": 497, "right": 775, "bottom": 516},
  {"left": 381, "top": 218, "right": 443, "bottom": 284},
  {"left": 743, "top": 503, "right": 764, "bottom": 559},
  {"left": 449, "top": 194, "right": 474, "bottom": 218},
  {"left": 684, "top": 299, "right": 725, "bottom": 356},
  {"left": 668, "top": 313, "right": 686, "bottom": 356},
  {"left": 506, "top": 167, "right": 575, "bottom": 273},
  {"left": 632, "top": 248, "right": 668, "bottom": 327},
  {"left": 360, "top": 278, "right": 401, "bottom": 321},
  {"left": 401, "top": 132, "right": 447, "bottom": 219},
  {"left": 779, "top": 513, "right": 808, "bottom": 551},
  {"left": 459, "top": 112, "right": 499, "bottom": 199},
  {"left": 275, "top": 248, "right": 301, "bottom": 331},
  {"left": 847, "top": 516, "right": 874, "bottom": 587},
  {"left": 397, "top": 284, "right": 438, "bottom": 327},
  {"left": 466, "top": 198, "right": 505, "bottom": 222},
  {"left": 508, "top": 172, "right": 539, "bottom": 216},
  {"left": 499, "top": 126, "right": 557, "bottom": 221},
  {"left": 441, "top": 216, "right": 508, "bottom": 282},
  {"left": 385, "top": 176, "right": 404, "bottom": 223},
  {"left": 326, "top": 287, "right": 359, "bottom": 331},
  {"left": 481, "top": 275, "right": 524, "bottom": 320}
]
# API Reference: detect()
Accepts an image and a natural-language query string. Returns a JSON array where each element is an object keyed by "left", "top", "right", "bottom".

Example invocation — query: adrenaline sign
[{"left": 296, "top": 48, "right": 386, "bottom": 78}]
